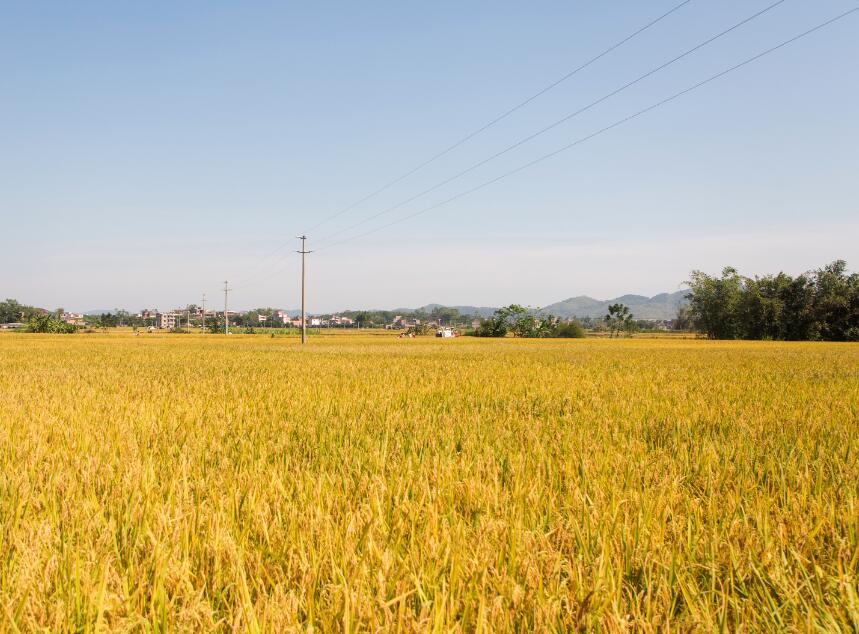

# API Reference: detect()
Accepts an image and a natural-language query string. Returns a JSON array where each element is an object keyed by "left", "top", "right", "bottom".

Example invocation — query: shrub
[
  {"left": 26, "top": 315, "right": 76, "bottom": 334},
  {"left": 553, "top": 321, "right": 585, "bottom": 338},
  {"left": 473, "top": 316, "right": 508, "bottom": 337}
]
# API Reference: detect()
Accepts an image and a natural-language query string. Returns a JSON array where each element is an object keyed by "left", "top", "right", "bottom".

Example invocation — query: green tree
[
  {"left": 473, "top": 315, "right": 507, "bottom": 337},
  {"left": 780, "top": 274, "right": 816, "bottom": 340},
  {"left": 205, "top": 315, "right": 224, "bottom": 333},
  {"left": 473, "top": 305, "right": 518, "bottom": 337},
  {"left": 0, "top": 299, "right": 35, "bottom": 323},
  {"left": 673, "top": 306, "right": 693, "bottom": 331},
  {"left": 686, "top": 268, "right": 743, "bottom": 339},
  {"left": 812, "top": 260, "right": 859, "bottom": 341},
  {"left": 26, "top": 314, "right": 76, "bottom": 333},
  {"left": 685, "top": 261, "right": 857, "bottom": 341},
  {"left": 604, "top": 303, "right": 634, "bottom": 337},
  {"left": 353, "top": 311, "right": 368, "bottom": 328},
  {"left": 512, "top": 313, "right": 559, "bottom": 338},
  {"left": 430, "top": 306, "right": 461, "bottom": 326},
  {"left": 473, "top": 305, "right": 552, "bottom": 338}
]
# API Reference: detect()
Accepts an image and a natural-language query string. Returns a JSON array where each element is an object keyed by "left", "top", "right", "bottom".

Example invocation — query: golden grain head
[{"left": 0, "top": 332, "right": 857, "bottom": 631}]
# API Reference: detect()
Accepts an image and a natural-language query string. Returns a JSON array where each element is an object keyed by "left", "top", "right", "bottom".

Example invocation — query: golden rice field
[{"left": 0, "top": 333, "right": 857, "bottom": 632}]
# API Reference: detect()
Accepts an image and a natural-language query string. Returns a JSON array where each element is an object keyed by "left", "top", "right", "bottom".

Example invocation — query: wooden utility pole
[{"left": 296, "top": 236, "right": 310, "bottom": 345}]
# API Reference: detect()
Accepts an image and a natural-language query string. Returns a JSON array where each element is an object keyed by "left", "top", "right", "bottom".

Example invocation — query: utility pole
[
  {"left": 201, "top": 293, "right": 206, "bottom": 332},
  {"left": 296, "top": 236, "right": 311, "bottom": 345},
  {"left": 223, "top": 281, "right": 232, "bottom": 335},
  {"left": 187, "top": 309, "right": 191, "bottom": 334}
]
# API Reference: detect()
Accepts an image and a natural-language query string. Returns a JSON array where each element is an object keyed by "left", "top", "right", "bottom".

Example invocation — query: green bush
[
  {"left": 26, "top": 315, "right": 76, "bottom": 334},
  {"left": 553, "top": 321, "right": 585, "bottom": 338},
  {"left": 473, "top": 317, "right": 507, "bottom": 337}
]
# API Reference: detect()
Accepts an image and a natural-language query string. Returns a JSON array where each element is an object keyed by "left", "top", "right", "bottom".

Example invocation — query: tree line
[
  {"left": 343, "top": 306, "right": 479, "bottom": 328},
  {"left": 473, "top": 305, "right": 585, "bottom": 338},
  {"left": 471, "top": 303, "right": 650, "bottom": 338},
  {"left": 684, "top": 260, "right": 858, "bottom": 341}
]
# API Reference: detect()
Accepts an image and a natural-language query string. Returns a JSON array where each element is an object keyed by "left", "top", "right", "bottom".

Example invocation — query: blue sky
[{"left": 1, "top": 1, "right": 857, "bottom": 312}]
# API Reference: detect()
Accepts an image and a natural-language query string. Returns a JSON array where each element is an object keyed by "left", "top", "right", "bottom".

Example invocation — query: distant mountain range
[
  {"left": 538, "top": 290, "right": 689, "bottom": 320},
  {"left": 411, "top": 291, "right": 688, "bottom": 321}
]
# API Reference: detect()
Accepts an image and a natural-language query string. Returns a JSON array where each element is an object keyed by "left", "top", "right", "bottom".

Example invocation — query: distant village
[
  {"left": 123, "top": 307, "right": 480, "bottom": 331},
  {"left": 0, "top": 303, "right": 484, "bottom": 332},
  {"left": 132, "top": 308, "right": 364, "bottom": 331}
]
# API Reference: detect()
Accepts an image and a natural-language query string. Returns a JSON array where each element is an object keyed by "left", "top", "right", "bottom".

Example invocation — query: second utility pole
[
  {"left": 297, "top": 235, "right": 310, "bottom": 345},
  {"left": 223, "top": 281, "right": 232, "bottom": 335}
]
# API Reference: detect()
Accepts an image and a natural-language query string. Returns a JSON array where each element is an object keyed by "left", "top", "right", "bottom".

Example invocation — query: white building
[
  {"left": 61, "top": 312, "right": 85, "bottom": 325},
  {"left": 157, "top": 312, "right": 178, "bottom": 329},
  {"left": 329, "top": 315, "right": 354, "bottom": 326}
]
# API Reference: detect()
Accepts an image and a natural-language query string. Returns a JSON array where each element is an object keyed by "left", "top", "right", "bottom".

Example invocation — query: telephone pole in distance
[
  {"left": 223, "top": 281, "right": 232, "bottom": 335},
  {"left": 296, "top": 236, "right": 311, "bottom": 345}
]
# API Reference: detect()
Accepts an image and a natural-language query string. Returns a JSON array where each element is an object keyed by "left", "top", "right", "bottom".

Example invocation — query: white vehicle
[{"left": 436, "top": 327, "right": 455, "bottom": 338}]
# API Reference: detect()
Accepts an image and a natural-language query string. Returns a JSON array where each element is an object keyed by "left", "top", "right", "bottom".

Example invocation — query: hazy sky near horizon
[{"left": 2, "top": 1, "right": 857, "bottom": 313}]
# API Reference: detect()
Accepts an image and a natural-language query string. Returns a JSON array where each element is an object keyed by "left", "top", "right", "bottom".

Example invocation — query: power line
[
  {"left": 231, "top": 251, "right": 288, "bottom": 289},
  {"left": 232, "top": 264, "right": 287, "bottom": 292},
  {"left": 223, "top": 0, "right": 699, "bottom": 287},
  {"left": 222, "top": 5, "right": 856, "bottom": 298},
  {"left": 313, "top": 0, "right": 787, "bottom": 247},
  {"left": 310, "top": 7, "right": 858, "bottom": 252},
  {"left": 302, "top": 0, "right": 696, "bottom": 236}
]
